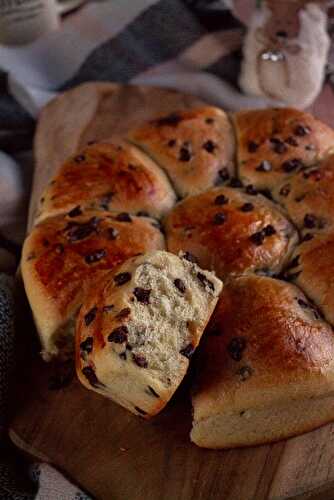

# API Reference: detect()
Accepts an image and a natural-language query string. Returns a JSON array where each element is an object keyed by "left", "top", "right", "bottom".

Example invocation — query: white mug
[{"left": 0, "top": 0, "right": 85, "bottom": 46}]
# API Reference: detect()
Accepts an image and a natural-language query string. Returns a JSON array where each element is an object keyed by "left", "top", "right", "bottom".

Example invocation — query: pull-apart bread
[
  {"left": 76, "top": 251, "right": 222, "bottom": 417},
  {"left": 22, "top": 104, "right": 334, "bottom": 444}
]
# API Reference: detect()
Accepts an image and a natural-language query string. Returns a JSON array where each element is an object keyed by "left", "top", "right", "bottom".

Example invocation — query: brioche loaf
[
  {"left": 22, "top": 104, "right": 334, "bottom": 444},
  {"left": 21, "top": 210, "right": 164, "bottom": 359},
  {"left": 76, "top": 250, "right": 222, "bottom": 417}
]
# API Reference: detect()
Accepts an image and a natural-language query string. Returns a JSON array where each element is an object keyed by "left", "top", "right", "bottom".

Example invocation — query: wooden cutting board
[{"left": 10, "top": 82, "right": 334, "bottom": 500}]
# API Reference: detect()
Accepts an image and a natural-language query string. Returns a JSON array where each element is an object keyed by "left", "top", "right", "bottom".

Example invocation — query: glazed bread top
[
  {"left": 21, "top": 210, "right": 165, "bottom": 358},
  {"left": 273, "top": 154, "right": 334, "bottom": 233},
  {"left": 165, "top": 185, "right": 298, "bottom": 279},
  {"left": 36, "top": 140, "right": 176, "bottom": 222},
  {"left": 128, "top": 106, "right": 235, "bottom": 197},
  {"left": 192, "top": 274, "right": 334, "bottom": 422},
  {"left": 233, "top": 108, "right": 334, "bottom": 191}
]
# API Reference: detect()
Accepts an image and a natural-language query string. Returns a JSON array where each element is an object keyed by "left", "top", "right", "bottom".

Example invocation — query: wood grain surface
[{"left": 11, "top": 82, "right": 334, "bottom": 500}]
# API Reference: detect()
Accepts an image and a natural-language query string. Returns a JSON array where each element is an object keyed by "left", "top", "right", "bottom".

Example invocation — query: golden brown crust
[
  {"left": 285, "top": 232, "right": 334, "bottom": 326},
  {"left": 128, "top": 106, "right": 235, "bottom": 197},
  {"left": 192, "top": 275, "right": 334, "bottom": 434},
  {"left": 36, "top": 140, "right": 176, "bottom": 222},
  {"left": 165, "top": 186, "right": 298, "bottom": 279},
  {"left": 21, "top": 210, "right": 165, "bottom": 357},
  {"left": 273, "top": 154, "right": 334, "bottom": 232},
  {"left": 233, "top": 108, "right": 334, "bottom": 191}
]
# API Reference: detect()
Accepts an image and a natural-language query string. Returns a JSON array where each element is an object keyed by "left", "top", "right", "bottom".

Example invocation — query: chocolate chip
[
  {"left": 42, "top": 238, "right": 49, "bottom": 247},
  {"left": 119, "top": 352, "right": 127, "bottom": 360},
  {"left": 282, "top": 158, "right": 303, "bottom": 173},
  {"left": 66, "top": 217, "right": 100, "bottom": 242},
  {"left": 133, "top": 354, "right": 148, "bottom": 368},
  {"left": 174, "top": 278, "right": 186, "bottom": 293},
  {"left": 74, "top": 154, "right": 86, "bottom": 163},
  {"left": 182, "top": 252, "right": 198, "bottom": 264},
  {"left": 116, "top": 212, "right": 132, "bottom": 223},
  {"left": 100, "top": 192, "right": 114, "bottom": 210},
  {"left": 302, "top": 233, "right": 314, "bottom": 242},
  {"left": 179, "top": 143, "right": 192, "bottom": 162},
  {"left": 276, "top": 30, "right": 287, "bottom": 37},
  {"left": 68, "top": 205, "right": 82, "bottom": 218},
  {"left": 263, "top": 224, "right": 276, "bottom": 236},
  {"left": 214, "top": 194, "right": 228, "bottom": 205},
  {"left": 202, "top": 140, "right": 217, "bottom": 153},
  {"left": 168, "top": 139, "right": 176, "bottom": 147},
  {"left": 245, "top": 184, "right": 257, "bottom": 196},
  {"left": 205, "top": 117, "right": 214, "bottom": 124},
  {"left": 80, "top": 337, "right": 93, "bottom": 355},
  {"left": 197, "top": 272, "right": 215, "bottom": 291},
  {"left": 247, "top": 141, "right": 259, "bottom": 153},
  {"left": 84, "top": 307, "right": 98, "bottom": 326},
  {"left": 218, "top": 168, "right": 230, "bottom": 182},
  {"left": 107, "top": 227, "right": 119, "bottom": 240},
  {"left": 294, "top": 124, "right": 310, "bottom": 136},
  {"left": 114, "top": 272, "right": 131, "bottom": 286},
  {"left": 154, "top": 113, "right": 182, "bottom": 127},
  {"left": 256, "top": 160, "right": 272, "bottom": 172},
  {"left": 213, "top": 212, "right": 227, "bottom": 225},
  {"left": 270, "top": 137, "right": 287, "bottom": 154},
  {"left": 237, "top": 365, "right": 253, "bottom": 381},
  {"left": 103, "top": 305, "right": 114, "bottom": 312},
  {"left": 305, "top": 144, "right": 315, "bottom": 151},
  {"left": 137, "top": 211, "right": 149, "bottom": 217},
  {"left": 279, "top": 184, "right": 290, "bottom": 197},
  {"left": 229, "top": 178, "right": 243, "bottom": 188},
  {"left": 295, "top": 194, "right": 306, "bottom": 203},
  {"left": 250, "top": 231, "right": 265, "bottom": 246},
  {"left": 108, "top": 326, "right": 128, "bottom": 343},
  {"left": 304, "top": 213, "right": 317, "bottom": 229},
  {"left": 134, "top": 406, "right": 147, "bottom": 415},
  {"left": 115, "top": 308, "right": 131, "bottom": 320},
  {"left": 84, "top": 248, "right": 107, "bottom": 264},
  {"left": 227, "top": 337, "right": 246, "bottom": 361},
  {"left": 285, "top": 136, "right": 298, "bottom": 147},
  {"left": 260, "top": 188, "right": 273, "bottom": 200},
  {"left": 240, "top": 203, "right": 254, "bottom": 212},
  {"left": 147, "top": 386, "right": 160, "bottom": 398},
  {"left": 82, "top": 366, "right": 101, "bottom": 388},
  {"left": 55, "top": 243, "right": 64, "bottom": 254},
  {"left": 134, "top": 287, "right": 151, "bottom": 304},
  {"left": 40, "top": 197, "right": 45, "bottom": 204},
  {"left": 180, "top": 343, "right": 195, "bottom": 358}
]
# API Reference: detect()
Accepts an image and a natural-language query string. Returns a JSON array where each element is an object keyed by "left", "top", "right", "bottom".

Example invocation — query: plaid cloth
[{"left": 0, "top": 0, "right": 333, "bottom": 497}]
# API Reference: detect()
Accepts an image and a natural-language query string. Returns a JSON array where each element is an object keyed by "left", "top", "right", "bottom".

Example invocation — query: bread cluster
[{"left": 22, "top": 105, "right": 334, "bottom": 448}]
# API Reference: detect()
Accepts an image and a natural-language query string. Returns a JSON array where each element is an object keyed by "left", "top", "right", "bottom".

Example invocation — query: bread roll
[
  {"left": 284, "top": 232, "right": 334, "bottom": 326},
  {"left": 76, "top": 250, "right": 222, "bottom": 417},
  {"left": 128, "top": 107, "right": 235, "bottom": 198},
  {"left": 21, "top": 210, "right": 165, "bottom": 360},
  {"left": 165, "top": 185, "right": 298, "bottom": 279},
  {"left": 233, "top": 108, "right": 334, "bottom": 191},
  {"left": 36, "top": 140, "right": 176, "bottom": 223},
  {"left": 191, "top": 275, "right": 334, "bottom": 448},
  {"left": 273, "top": 154, "right": 334, "bottom": 232}
]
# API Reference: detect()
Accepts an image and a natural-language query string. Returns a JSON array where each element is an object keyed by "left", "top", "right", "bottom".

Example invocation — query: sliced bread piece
[{"left": 76, "top": 250, "right": 222, "bottom": 418}]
